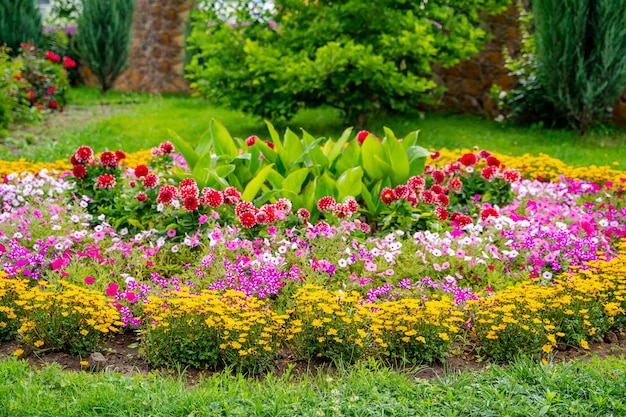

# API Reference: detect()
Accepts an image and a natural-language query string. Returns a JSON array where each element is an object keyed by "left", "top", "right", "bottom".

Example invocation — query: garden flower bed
[{"left": 0, "top": 126, "right": 625, "bottom": 374}]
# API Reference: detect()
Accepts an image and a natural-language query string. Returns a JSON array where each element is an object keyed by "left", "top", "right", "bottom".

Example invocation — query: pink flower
[
  {"left": 84, "top": 276, "right": 95, "bottom": 285},
  {"left": 167, "top": 229, "right": 177, "bottom": 238},
  {"left": 105, "top": 282, "right": 119, "bottom": 297},
  {"left": 198, "top": 214, "right": 209, "bottom": 225}
]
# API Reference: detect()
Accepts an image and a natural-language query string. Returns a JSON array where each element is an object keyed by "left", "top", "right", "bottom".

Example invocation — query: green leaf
[
  {"left": 382, "top": 129, "right": 410, "bottom": 184},
  {"left": 284, "top": 128, "right": 305, "bottom": 166},
  {"left": 282, "top": 167, "right": 310, "bottom": 195},
  {"left": 264, "top": 120, "right": 286, "bottom": 159},
  {"left": 254, "top": 140, "right": 278, "bottom": 165},
  {"left": 210, "top": 119, "right": 239, "bottom": 159},
  {"left": 241, "top": 164, "right": 275, "bottom": 202},
  {"left": 336, "top": 167, "right": 363, "bottom": 201},
  {"left": 401, "top": 129, "right": 420, "bottom": 149},
  {"left": 327, "top": 127, "right": 353, "bottom": 165},
  {"left": 266, "top": 170, "right": 285, "bottom": 190},
  {"left": 334, "top": 140, "right": 361, "bottom": 173},
  {"left": 407, "top": 145, "right": 430, "bottom": 176},
  {"left": 194, "top": 127, "right": 213, "bottom": 158},
  {"left": 315, "top": 172, "right": 336, "bottom": 201},
  {"left": 361, "top": 135, "right": 386, "bottom": 180},
  {"left": 167, "top": 129, "right": 198, "bottom": 169}
]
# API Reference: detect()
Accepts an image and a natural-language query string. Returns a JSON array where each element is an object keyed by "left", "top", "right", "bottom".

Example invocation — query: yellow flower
[
  {"left": 327, "top": 328, "right": 338, "bottom": 336},
  {"left": 80, "top": 361, "right": 89, "bottom": 366},
  {"left": 12, "top": 349, "right": 24, "bottom": 357},
  {"left": 542, "top": 344, "right": 553, "bottom": 354},
  {"left": 312, "top": 319, "right": 323, "bottom": 328},
  {"left": 438, "top": 333, "right": 450, "bottom": 341},
  {"left": 580, "top": 340, "right": 589, "bottom": 350}
]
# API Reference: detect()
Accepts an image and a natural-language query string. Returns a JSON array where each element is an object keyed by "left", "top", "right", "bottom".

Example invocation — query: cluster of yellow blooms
[
  {"left": 435, "top": 148, "right": 625, "bottom": 190},
  {"left": 0, "top": 150, "right": 153, "bottom": 177}
]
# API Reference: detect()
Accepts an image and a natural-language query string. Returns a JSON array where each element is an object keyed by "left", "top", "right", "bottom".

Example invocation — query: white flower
[
  {"left": 171, "top": 245, "right": 179, "bottom": 253},
  {"left": 120, "top": 228, "right": 128, "bottom": 236},
  {"left": 98, "top": 214, "right": 106, "bottom": 221},
  {"left": 542, "top": 271, "right": 553, "bottom": 280},
  {"left": 338, "top": 259, "right": 348, "bottom": 268},
  {"left": 79, "top": 200, "right": 88, "bottom": 208},
  {"left": 51, "top": 225, "right": 62, "bottom": 231}
]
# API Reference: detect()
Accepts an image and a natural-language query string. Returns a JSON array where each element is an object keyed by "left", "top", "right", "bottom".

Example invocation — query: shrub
[
  {"left": 187, "top": 0, "right": 512, "bottom": 127},
  {"left": 533, "top": 0, "right": 626, "bottom": 135},
  {"left": 0, "top": 0, "right": 42, "bottom": 57},
  {"left": 74, "top": 0, "right": 134, "bottom": 95}
]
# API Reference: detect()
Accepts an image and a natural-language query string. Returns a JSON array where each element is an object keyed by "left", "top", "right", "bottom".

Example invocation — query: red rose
[
  {"left": 134, "top": 165, "right": 149, "bottom": 178},
  {"left": 48, "top": 100, "right": 58, "bottom": 109}
]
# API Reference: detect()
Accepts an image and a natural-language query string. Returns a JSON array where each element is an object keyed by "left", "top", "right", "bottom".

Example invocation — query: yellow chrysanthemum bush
[
  {"left": 367, "top": 295, "right": 463, "bottom": 364},
  {"left": 285, "top": 285, "right": 369, "bottom": 363},
  {"left": 15, "top": 280, "right": 122, "bottom": 354},
  {"left": 468, "top": 242, "right": 626, "bottom": 361},
  {"left": 140, "top": 289, "right": 285, "bottom": 372},
  {"left": 0, "top": 276, "right": 28, "bottom": 341}
]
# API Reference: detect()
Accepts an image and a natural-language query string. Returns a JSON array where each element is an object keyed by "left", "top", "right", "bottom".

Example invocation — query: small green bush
[
  {"left": 0, "top": 0, "right": 42, "bottom": 57},
  {"left": 74, "top": 0, "right": 134, "bottom": 94}
]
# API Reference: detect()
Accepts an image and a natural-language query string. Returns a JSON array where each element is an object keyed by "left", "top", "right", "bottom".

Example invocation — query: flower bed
[{"left": 0, "top": 129, "right": 625, "bottom": 373}]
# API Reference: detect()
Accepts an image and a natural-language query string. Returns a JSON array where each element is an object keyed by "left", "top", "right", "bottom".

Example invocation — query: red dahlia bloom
[
  {"left": 430, "top": 151, "right": 441, "bottom": 160},
  {"left": 393, "top": 184, "right": 410, "bottom": 199},
  {"left": 72, "top": 164, "right": 86, "bottom": 179},
  {"left": 222, "top": 186, "right": 241, "bottom": 204},
  {"left": 332, "top": 203, "right": 351, "bottom": 219},
  {"left": 202, "top": 188, "right": 224, "bottom": 208},
  {"left": 62, "top": 56, "right": 76, "bottom": 68},
  {"left": 245, "top": 135, "right": 258, "bottom": 146},
  {"left": 481, "top": 165, "right": 498, "bottom": 181},
  {"left": 296, "top": 208, "right": 310, "bottom": 222},
  {"left": 235, "top": 201, "right": 257, "bottom": 217},
  {"left": 407, "top": 175, "right": 425, "bottom": 190},
  {"left": 183, "top": 196, "right": 199, "bottom": 211},
  {"left": 420, "top": 189, "right": 436, "bottom": 204},
  {"left": 48, "top": 86, "right": 56, "bottom": 95},
  {"left": 48, "top": 100, "right": 58, "bottom": 109},
  {"left": 459, "top": 153, "right": 478, "bottom": 167},
  {"left": 45, "top": 50, "right": 60, "bottom": 63},
  {"left": 97, "top": 174, "right": 116, "bottom": 188},
  {"left": 448, "top": 177, "right": 463, "bottom": 192},
  {"left": 115, "top": 150, "right": 126, "bottom": 160},
  {"left": 480, "top": 207, "right": 499, "bottom": 221},
  {"left": 503, "top": 169, "right": 520, "bottom": 183},
  {"left": 142, "top": 174, "right": 159, "bottom": 189},
  {"left": 380, "top": 188, "right": 396, "bottom": 205},
  {"left": 430, "top": 185, "right": 443, "bottom": 195},
  {"left": 158, "top": 141, "right": 174, "bottom": 154},
  {"left": 157, "top": 185, "right": 178, "bottom": 204},
  {"left": 436, "top": 194, "right": 450, "bottom": 206},
  {"left": 431, "top": 170, "right": 445, "bottom": 184},
  {"left": 478, "top": 150, "right": 491, "bottom": 159},
  {"left": 70, "top": 154, "right": 78, "bottom": 165},
  {"left": 239, "top": 211, "right": 257, "bottom": 228},
  {"left": 486, "top": 156, "right": 500, "bottom": 167},
  {"left": 99, "top": 151, "right": 118, "bottom": 167},
  {"left": 317, "top": 196, "right": 336, "bottom": 212},
  {"left": 345, "top": 198, "right": 359, "bottom": 213},
  {"left": 75, "top": 146, "right": 94, "bottom": 163},
  {"left": 434, "top": 206, "right": 449, "bottom": 221},
  {"left": 179, "top": 180, "right": 199, "bottom": 199},
  {"left": 134, "top": 165, "right": 149, "bottom": 178},
  {"left": 136, "top": 192, "right": 147, "bottom": 202}
]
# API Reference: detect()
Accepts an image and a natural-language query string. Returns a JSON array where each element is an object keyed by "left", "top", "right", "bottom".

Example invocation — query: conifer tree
[{"left": 0, "top": 0, "right": 42, "bottom": 56}]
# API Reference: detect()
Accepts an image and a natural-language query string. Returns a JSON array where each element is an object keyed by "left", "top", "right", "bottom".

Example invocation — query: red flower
[
  {"left": 356, "top": 130, "right": 369, "bottom": 145},
  {"left": 265, "top": 141, "right": 275, "bottom": 150},
  {"left": 481, "top": 165, "right": 498, "bottom": 181},
  {"left": 158, "top": 141, "right": 174, "bottom": 154},
  {"left": 245, "top": 135, "right": 258, "bottom": 146},
  {"left": 480, "top": 207, "right": 499, "bottom": 222},
  {"left": 134, "top": 165, "right": 149, "bottom": 178},
  {"left": 48, "top": 86, "right": 56, "bottom": 95},
  {"left": 296, "top": 208, "right": 310, "bottom": 222},
  {"left": 434, "top": 206, "right": 449, "bottom": 221},
  {"left": 345, "top": 198, "right": 359, "bottom": 213},
  {"left": 136, "top": 192, "right": 147, "bottom": 202},
  {"left": 62, "top": 56, "right": 76, "bottom": 68},
  {"left": 459, "top": 153, "right": 478, "bottom": 167},
  {"left": 332, "top": 203, "right": 351, "bottom": 219},
  {"left": 407, "top": 175, "right": 425, "bottom": 190},
  {"left": 419, "top": 189, "right": 436, "bottom": 204},
  {"left": 105, "top": 282, "right": 119, "bottom": 297},
  {"left": 486, "top": 156, "right": 500, "bottom": 167},
  {"left": 380, "top": 187, "right": 396, "bottom": 205},
  {"left": 430, "top": 151, "right": 441, "bottom": 160},
  {"left": 239, "top": 211, "right": 257, "bottom": 228},
  {"left": 97, "top": 174, "right": 116, "bottom": 188},
  {"left": 431, "top": 170, "right": 445, "bottom": 184},
  {"left": 84, "top": 276, "right": 95, "bottom": 286},
  {"left": 48, "top": 100, "right": 58, "bottom": 109},
  {"left": 70, "top": 154, "right": 78, "bottom": 165},
  {"left": 157, "top": 185, "right": 178, "bottom": 204},
  {"left": 222, "top": 186, "right": 241, "bottom": 204},
  {"left": 142, "top": 173, "right": 159, "bottom": 189},
  {"left": 14, "top": 72, "right": 22, "bottom": 81},
  {"left": 183, "top": 196, "right": 199, "bottom": 211},
  {"left": 448, "top": 177, "right": 463, "bottom": 192},
  {"left": 179, "top": 178, "right": 199, "bottom": 199},
  {"left": 450, "top": 212, "right": 472, "bottom": 227},
  {"left": 393, "top": 184, "right": 410, "bottom": 199},
  {"left": 317, "top": 196, "right": 336, "bottom": 212},
  {"left": 201, "top": 188, "right": 224, "bottom": 208},
  {"left": 503, "top": 169, "right": 520, "bottom": 183},
  {"left": 45, "top": 50, "right": 61, "bottom": 63},
  {"left": 235, "top": 201, "right": 257, "bottom": 217},
  {"left": 99, "top": 151, "right": 118, "bottom": 167},
  {"left": 357, "top": 221, "right": 371, "bottom": 233},
  {"left": 275, "top": 197, "right": 292, "bottom": 213},
  {"left": 72, "top": 164, "right": 86, "bottom": 179},
  {"left": 28, "top": 91, "right": 35, "bottom": 101},
  {"left": 115, "top": 150, "right": 126, "bottom": 160},
  {"left": 75, "top": 146, "right": 94, "bottom": 163},
  {"left": 478, "top": 150, "right": 491, "bottom": 159},
  {"left": 255, "top": 210, "right": 269, "bottom": 225},
  {"left": 436, "top": 194, "right": 450, "bottom": 206},
  {"left": 430, "top": 185, "right": 443, "bottom": 195}
]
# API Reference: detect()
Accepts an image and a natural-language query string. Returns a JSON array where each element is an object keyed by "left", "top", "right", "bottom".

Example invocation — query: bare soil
[{"left": 1, "top": 330, "right": 625, "bottom": 383}]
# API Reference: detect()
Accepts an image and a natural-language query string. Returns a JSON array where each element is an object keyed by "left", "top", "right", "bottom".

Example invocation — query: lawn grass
[
  {"left": 2, "top": 86, "right": 626, "bottom": 168},
  {"left": 0, "top": 356, "right": 624, "bottom": 416}
]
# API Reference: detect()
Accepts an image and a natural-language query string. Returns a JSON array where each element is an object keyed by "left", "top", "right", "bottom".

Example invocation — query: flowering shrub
[
  {"left": 15, "top": 280, "right": 122, "bottom": 354},
  {"left": 140, "top": 289, "right": 284, "bottom": 372},
  {"left": 286, "top": 285, "right": 369, "bottom": 363}
]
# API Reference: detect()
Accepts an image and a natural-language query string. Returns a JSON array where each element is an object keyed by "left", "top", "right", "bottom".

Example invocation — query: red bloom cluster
[
  {"left": 450, "top": 212, "right": 473, "bottom": 227},
  {"left": 74, "top": 146, "right": 94, "bottom": 164},
  {"left": 45, "top": 50, "right": 61, "bottom": 63},
  {"left": 222, "top": 187, "right": 241, "bottom": 205},
  {"left": 97, "top": 174, "right": 116, "bottom": 189},
  {"left": 62, "top": 56, "right": 76, "bottom": 68},
  {"left": 317, "top": 196, "right": 336, "bottom": 212},
  {"left": 245, "top": 135, "right": 258, "bottom": 146},
  {"left": 99, "top": 151, "right": 118, "bottom": 167},
  {"left": 157, "top": 185, "right": 178, "bottom": 205},
  {"left": 356, "top": 130, "right": 369, "bottom": 145},
  {"left": 459, "top": 153, "right": 478, "bottom": 167},
  {"left": 296, "top": 208, "right": 310, "bottom": 223},
  {"left": 200, "top": 188, "right": 224, "bottom": 208},
  {"left": 134, "top": 165, "right": 149, "bottom": 178},
  {"left": 159, "top": 142, "right": 174, "bottom": 154},
  {"left": 381, "top": 188, "right": 396, "bottom": 205},
  {"left": 480, "top": 207, "right": 499, "bottom": 222},
  {"left": 142, "top": 174, "right": 159, "bottom": 189},
  {"left": 72, "top": 164, "right": 86, "bottom": 179}
]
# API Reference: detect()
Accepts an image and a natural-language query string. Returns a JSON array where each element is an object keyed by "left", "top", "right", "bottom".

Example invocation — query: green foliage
[
  {"left": 74, "top": 0, "right": 134, "bottom": 94},
  {"left": 533, "top": 0, "right": 626, "bottom": 135},
  {"left": 187, "top": 0, "right": 512, "bottom": 126},
  {"left": 0, "top": 0, "right": 42, "bottom": 57}
]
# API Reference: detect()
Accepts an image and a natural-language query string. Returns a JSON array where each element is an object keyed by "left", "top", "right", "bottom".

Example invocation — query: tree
[
  {"left": 186, "top": 0, "right": 511, "bottom": 127},
  {"left": 0, "top": 0, "right": 42, "bottom": 56},
  {"left": 533, "top": 0, "right": 626, "bottom": 135},
  {"left": 74, "top": 0, "right": 135, "bottom": 95}
]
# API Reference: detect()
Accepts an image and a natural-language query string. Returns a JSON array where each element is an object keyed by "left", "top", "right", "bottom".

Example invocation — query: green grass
[
  {"left": 0, "top": 356, "right": 624, "bottom": 416},
  {"left": 2, "top": 86, "right": 626, "bottom": 167}
]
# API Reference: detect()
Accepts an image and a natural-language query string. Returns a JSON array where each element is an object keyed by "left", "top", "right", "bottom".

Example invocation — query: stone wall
[
  {"left": 430, "top": 4, "right": 521, "bottom": 118},
  {"left": 82, "top": 0, "right": 192, "bottom": 94}
]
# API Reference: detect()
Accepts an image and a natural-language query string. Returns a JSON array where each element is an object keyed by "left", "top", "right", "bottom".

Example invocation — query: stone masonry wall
[{"left": 82, "top": 0, "right": 192, "bottom": 94}]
